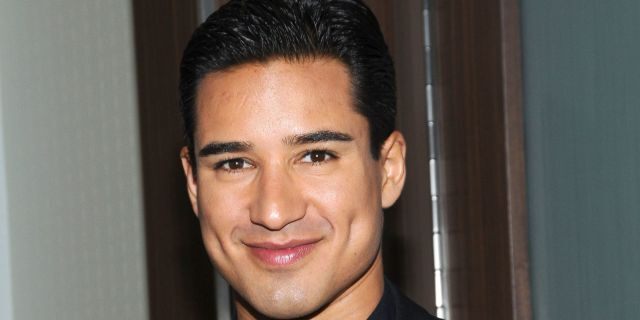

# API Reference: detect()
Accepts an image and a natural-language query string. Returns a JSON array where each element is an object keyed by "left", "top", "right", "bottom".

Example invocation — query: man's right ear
[{"left": 180, "top": 146, "right": 199, "bottom": 217}]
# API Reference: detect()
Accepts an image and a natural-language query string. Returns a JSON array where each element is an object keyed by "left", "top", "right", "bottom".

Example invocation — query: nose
[{"left": 250, "top": 164, "right": 306, "bottom": 230}]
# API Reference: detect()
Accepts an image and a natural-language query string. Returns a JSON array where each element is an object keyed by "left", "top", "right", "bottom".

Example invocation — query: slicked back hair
[{"left": 179, "top": 0, "right": 396, "bottom": 165}]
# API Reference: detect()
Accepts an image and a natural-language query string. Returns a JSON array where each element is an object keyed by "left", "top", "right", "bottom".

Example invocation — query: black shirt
[{"left": 368, "top": 279, "right": 441, "bottom": 320}]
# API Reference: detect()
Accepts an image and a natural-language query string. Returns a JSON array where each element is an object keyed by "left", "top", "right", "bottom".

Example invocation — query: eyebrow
[
  {"left": 198, "top": 130, "right": 354, "bottom": 157},
  {"left": 283, "top": 130, "right": 354, "bottom": 145},
  {"left": 199, "top": 141, "right": 253, "bottom": 157}
]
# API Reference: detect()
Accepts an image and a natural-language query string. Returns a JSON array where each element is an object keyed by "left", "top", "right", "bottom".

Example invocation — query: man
[{"left": 179, "top": 0, "right": 440, "bottom": 319}]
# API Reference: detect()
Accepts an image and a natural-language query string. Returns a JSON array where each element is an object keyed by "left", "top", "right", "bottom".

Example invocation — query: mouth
[{"left": 245, "top": 239, "right": 320, "bottom": 267}]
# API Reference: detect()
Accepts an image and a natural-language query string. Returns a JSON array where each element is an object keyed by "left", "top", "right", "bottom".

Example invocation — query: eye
[
  {"left": 215, "top": 158, "right": 253, "bottom": 171},
  {"left": 301, "top": 150, "right": 336, "bottom": 164}
]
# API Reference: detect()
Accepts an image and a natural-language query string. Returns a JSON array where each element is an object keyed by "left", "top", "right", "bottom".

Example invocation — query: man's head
[
  {"left": 179, "top": 1, "right": 406, "bottom": 319},
  {"left": 180, "top": 0, "right": 396, "bottom": 164}
]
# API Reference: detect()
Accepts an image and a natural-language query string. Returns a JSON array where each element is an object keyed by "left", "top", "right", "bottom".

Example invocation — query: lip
[{"left": 246, "top": 239, "right": 320, "bottom": 267}]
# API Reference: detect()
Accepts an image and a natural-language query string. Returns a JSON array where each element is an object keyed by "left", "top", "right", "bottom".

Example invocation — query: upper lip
[{"left": 244, "top": 238, "right": 321, "bottom": 250}]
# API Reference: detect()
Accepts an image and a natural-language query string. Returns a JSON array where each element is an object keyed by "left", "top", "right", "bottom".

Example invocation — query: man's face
[{"left": 182, "top": 58, "right": 405, "bottom": 318}]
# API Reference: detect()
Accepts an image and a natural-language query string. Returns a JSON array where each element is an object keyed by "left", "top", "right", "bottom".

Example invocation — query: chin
[{"left": 239, "top": 283, "right": 328, "bottom": 319}]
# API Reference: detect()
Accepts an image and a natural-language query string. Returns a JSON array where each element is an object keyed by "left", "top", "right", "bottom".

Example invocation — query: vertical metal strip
[
  {"left": 423, "top": 0, "right": 447, "bottom": 318},
  {"left": 0, "top": 71, "right": 15, "bottom": 320},
  {"left": 213, "top": 270, "right": 231, "bottom": 320}
]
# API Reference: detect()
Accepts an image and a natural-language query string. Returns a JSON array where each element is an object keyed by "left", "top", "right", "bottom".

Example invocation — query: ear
[
  {"left": 380, "top": 131, "right": 407, "bottom": 209},
  {"left": 180, "top": 146, "right": 200, "bottom": 217}
]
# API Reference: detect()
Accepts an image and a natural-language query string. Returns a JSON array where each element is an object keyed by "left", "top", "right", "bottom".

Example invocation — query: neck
[{"left": 235, "top": 250, "right": 385, "bottom": 320}]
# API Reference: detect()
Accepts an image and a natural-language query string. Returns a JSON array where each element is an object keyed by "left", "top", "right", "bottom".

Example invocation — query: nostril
[{"left": 251, "top": 196, "right": 306, "bottom": 231}]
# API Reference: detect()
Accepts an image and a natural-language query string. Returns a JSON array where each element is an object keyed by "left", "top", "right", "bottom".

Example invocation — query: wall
[
  {"left": 0, "top": 1, "right": 149, "bottom": 319},
  {"left": 522, "top": 1, "right": 640, "bottom": 319}
]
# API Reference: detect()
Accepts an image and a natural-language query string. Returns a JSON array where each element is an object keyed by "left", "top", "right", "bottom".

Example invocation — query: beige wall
[{"left": 0, "top": 1, "right": 149, "bottom": 319}]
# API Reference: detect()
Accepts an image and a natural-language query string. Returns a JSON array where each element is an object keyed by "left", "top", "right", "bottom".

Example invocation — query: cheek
[
  {"left": 196, "top": 180, "right": 250, "bottom": 248},
  {"left": 304, "top": 163, "right": 382, "bottom": 241},
  {"left": 304, "top": 166, "right": 384, "bottom": 285},
  {"left": 195, "top": 180, "right": 255, "bottom": 285}
]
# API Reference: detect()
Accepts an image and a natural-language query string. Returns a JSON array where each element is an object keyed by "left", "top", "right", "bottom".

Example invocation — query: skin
[{"left": 181, "top": 58, "right": 407, "bottom": 319}]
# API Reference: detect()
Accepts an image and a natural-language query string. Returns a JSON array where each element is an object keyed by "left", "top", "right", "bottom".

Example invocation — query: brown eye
[
  {"left": 302, "top": 150, "right": 335, "bottom": 164},
  {"left": 310, "top": 151, "right": 328, "bottom": 162},
  {"left": 215, "top": 158, "right": 252, "bottom": 171},
  {"left": 227, "top": 159, "right": 246, "bottom": 170}
]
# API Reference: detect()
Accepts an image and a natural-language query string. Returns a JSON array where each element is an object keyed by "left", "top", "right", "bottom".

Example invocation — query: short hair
[{"left": 179, "top": 0, "right": 396, "bottom": 165}]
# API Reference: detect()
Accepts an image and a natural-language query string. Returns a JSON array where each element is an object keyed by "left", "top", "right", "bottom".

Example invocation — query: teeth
[{"left": 274, "top": 253, "right": 296, "bottom": 265}]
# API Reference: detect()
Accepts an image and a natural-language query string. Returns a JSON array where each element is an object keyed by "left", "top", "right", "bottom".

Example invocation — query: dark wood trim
[
  {"left": 131, "top": 1, "right": 217, "bottom": 319},
  {"left": 430, "top": 0, "right": 531, "bottom": 319},
  {"left": 365, "top": 0, "right": 437, "bottom": 314},
  {"left": 499, "top": 1, "right": 532, "bottom": 319}
]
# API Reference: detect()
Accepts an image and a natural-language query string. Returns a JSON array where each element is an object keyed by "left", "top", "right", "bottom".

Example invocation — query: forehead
[{"left": 194, "top": 58, "right": 368, "bottom": 144}]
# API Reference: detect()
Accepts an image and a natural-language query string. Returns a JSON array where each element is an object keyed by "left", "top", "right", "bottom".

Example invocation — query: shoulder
[{"left": 386, "top": 280, "right": 441, "bottom": 320}]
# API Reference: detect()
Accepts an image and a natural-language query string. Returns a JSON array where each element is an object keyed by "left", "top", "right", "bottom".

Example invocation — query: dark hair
[{"left": 179, "top": 0, "right": 396, "bottom": 165}]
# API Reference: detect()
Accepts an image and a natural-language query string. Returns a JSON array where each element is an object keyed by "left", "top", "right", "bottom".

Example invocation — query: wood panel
[
  {"left": 131, "top": 1, "right": 217, "bottom": 319},
  {"left": 430, "top": 0, "right": 531, "bottom": 319}
]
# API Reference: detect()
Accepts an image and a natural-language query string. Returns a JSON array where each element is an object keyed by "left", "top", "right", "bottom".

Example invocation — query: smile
[{"left": 246, "top": 239, "right": 320, "bottom": 267}]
